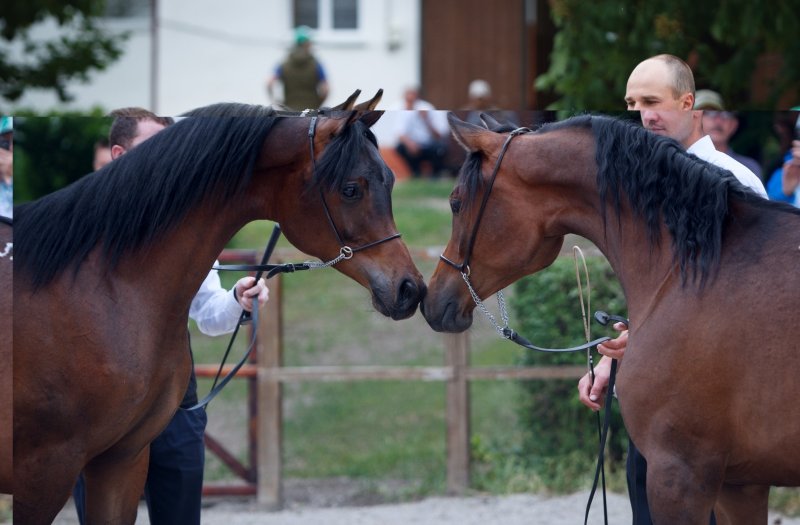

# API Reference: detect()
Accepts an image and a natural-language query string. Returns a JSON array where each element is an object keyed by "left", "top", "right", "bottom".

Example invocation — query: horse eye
[
  {"left": 450, "top": 199, "right": 461, "bottom": 214},
  {"left": 342, "top": 183, "right": 361, "bottom": 200}
]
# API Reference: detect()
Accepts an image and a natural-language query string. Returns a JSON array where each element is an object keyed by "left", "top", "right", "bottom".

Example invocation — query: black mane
[
  {"left": 15, "top": 103, "right": 280, "bottom": 288},
  {"left": 460, "top": 114, "right": 799, "bottom": 285}
]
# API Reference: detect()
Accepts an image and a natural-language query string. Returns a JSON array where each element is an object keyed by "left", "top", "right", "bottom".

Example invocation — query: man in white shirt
[
  {"left": 394, "top": 86, "right": 450, "bottom": 178},
  {"left": 74, "top": 108, "right": 268, "bottom": 525},
  {"left": 578, "top": 54, "right": 766, "bottom": 524}
]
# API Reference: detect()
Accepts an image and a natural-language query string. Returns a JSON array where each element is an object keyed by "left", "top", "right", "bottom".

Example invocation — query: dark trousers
[
  {"left": 396, "top": 142, "right": 446, "bottom": 178},
  {"left": 627, "top": 440, "right": 716, "bottom": 525}
]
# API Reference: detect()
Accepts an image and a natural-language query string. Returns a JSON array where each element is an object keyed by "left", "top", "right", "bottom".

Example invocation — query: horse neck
[{"left": 115, "top": 203, "right": 249, "bottom": 313}]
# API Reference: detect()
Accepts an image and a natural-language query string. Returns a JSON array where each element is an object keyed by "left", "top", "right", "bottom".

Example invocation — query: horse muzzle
[{"left": 370, "top": 274, "right": 426, "bottom": 320}]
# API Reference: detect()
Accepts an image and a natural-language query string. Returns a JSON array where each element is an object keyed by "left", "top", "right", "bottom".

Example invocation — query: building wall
[{"left": 9, "top": 0, "right": 422, "bottom": 117}]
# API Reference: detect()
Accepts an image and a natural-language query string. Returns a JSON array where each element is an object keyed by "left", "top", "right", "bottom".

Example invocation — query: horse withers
[
  {"left": 11, "top": 91, "right": 425, "bottom": 524},
  {"left": 422, "top": 113, "right": 800, "bottom": 524}
]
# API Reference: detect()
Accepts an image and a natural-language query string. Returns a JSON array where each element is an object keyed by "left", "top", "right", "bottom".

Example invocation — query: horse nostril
[{"left": 398, "top": 278, "right": 422, "bottom": 305}]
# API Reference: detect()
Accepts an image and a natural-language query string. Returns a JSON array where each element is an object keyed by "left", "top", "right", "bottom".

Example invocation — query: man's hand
[
  {"left": 234, "top": 277, "right": 269, "bottom": 312},
  {"left": 577, "top": 322, "right": 627, "bottom": 411}
]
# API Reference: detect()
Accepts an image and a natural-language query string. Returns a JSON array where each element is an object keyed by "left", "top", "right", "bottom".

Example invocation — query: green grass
[{"left": 191, "top": 178, "right": 800, "bottom": 515}]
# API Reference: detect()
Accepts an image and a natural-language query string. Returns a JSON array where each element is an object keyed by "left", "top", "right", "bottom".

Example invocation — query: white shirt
[
  {"left": 393, "top": 100, "right": 450, "bottom": 146},
  {"left": 688, "top": 135, "right": 767, "bottom": 197},
  {"left": 189, "top": 262, "right": 242, "bottom": 336}
]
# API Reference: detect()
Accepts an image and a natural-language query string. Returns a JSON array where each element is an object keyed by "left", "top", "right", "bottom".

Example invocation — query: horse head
[
  {"left": 260, "top": 90, "right": 426, "bottom": 320},
  {"left": 422, "top": 114, "right": 565, "bottom": 332}
]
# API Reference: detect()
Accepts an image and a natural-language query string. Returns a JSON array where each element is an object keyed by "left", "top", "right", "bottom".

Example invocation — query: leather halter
[
  {"left": 439, "top": 127, "right": 531, "bottom": 275},
  {"left": 308, "top": 116, "right": 401, "bottom": 257}
]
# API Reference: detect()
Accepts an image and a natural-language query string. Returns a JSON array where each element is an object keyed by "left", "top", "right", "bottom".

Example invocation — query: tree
[
  {"left": 0, "top": 0, "right": 128, "bottom": 103},
  {"left": 536, "top": 1, "right": 800, "bottom": 110}
]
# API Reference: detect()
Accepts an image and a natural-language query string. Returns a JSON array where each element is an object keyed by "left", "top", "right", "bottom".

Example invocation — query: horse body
[
  {"left": 0, "top": 217, "right": 11, "bottom": 493},
  {"left": 12, "top": 92, "right": 425, "bottom": 523},
  {"left": 423, "top": 115, "right": 800, "bottom": 523}
]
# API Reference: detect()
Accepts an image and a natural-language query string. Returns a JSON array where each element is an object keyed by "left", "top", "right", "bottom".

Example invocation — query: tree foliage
[
  {"left": 537, "top": 0, "right": 800, "bottom": 110},
  {"left": 511, "top": 256, "right": 628, "bottom": 466},
  {"left": 13, "top": 111, "right": 109, "bottom": 203},
  {"left": 0, "top": 0, "right": 127, "bottom": 102}
]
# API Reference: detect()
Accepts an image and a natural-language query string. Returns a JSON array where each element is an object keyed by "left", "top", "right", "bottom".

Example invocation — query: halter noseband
[
  {"left": 439, "top": 127, "right": 531, "bottom": 275},
  {"left": 308, "top": 115, "right": 402, "bottom": 260}
]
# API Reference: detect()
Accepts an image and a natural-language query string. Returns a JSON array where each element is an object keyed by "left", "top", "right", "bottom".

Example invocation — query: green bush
[
  {"left": 510, "top": 255, "right": 628, "bottom": 479},
  {"left": 12, "top": 109, "right": 109, "bottom": 203}
]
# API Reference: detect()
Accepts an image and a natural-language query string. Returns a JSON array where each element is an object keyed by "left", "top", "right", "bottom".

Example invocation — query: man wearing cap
[
  {"left": 266, "top": 26, "right": 329, "bottom": 110},
  {"left": 695, "top": 89, "right": 762, "bottom": 178},
  {"left": 578, "top": 53, "right": 767, "bottom": 525}
]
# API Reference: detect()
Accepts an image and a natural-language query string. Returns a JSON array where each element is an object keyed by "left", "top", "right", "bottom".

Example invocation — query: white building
[{"left": 9, "top": 0, "right": 422, "bottom": 119}]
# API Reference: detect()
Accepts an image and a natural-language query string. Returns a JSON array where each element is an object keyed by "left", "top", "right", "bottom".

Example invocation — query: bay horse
[
  {"left": 10, "top": 90, "right": 426, "bottom": 523},
  {"left": 422, "top": 113, "right": 800, "bottom": 524}
]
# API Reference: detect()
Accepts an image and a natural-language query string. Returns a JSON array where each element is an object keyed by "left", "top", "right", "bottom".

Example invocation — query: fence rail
[{"left": 197, "top": 247, "right": 588, "bottom": 508}]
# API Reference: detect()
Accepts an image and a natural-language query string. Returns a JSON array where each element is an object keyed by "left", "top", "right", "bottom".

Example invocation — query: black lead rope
[{"left": 188, "top": 224, "right": 283, "bottom": 411}]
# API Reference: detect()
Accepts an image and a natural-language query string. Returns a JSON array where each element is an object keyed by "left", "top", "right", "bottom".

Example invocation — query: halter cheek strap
[{"left": 309, "top": 116, "right": 402, "bottom": 257}]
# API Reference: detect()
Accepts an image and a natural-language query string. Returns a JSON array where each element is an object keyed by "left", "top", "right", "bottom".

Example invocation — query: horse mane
[
  {"left": 15, "top": 103, "right": 280, "bottom": 289},
  {"left": 460, "top": 114, "right": 799, "bottom": 286}
]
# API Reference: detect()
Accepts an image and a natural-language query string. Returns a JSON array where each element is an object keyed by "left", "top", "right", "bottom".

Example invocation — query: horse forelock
[
  {"left": 312, "top": 119, "right": 383, "bottom": 193},
  {"left": 15, "top": 103, "right": 280, "bottom": 289}
]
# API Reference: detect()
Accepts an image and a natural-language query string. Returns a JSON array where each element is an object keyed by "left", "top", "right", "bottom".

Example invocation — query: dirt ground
[{"left": 48, "top": 482, "right": 800, "bottom": 525}]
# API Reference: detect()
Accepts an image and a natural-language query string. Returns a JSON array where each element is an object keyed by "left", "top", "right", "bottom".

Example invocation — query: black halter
[
  {"left": 308, "top": 115, "right": 402, "bottom": 258},
  {"left": 439, "top": 127, "right": 531, "bottom": 275}
]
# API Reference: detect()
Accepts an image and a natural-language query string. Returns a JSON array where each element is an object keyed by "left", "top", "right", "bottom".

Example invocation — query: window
[{"left": 293, "top": 0, "right": 358, "bottom": 32}]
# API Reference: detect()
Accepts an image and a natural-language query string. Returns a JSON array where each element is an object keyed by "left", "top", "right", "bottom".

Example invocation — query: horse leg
[
  {"left": 645, "top": 453, "right": 721, "bottom": 525},
  {"left": 13, "top": 445, "right": 83, "bottom": 525},
  {"left": 713, "top": 484, "right": 769, "bottom": 525},
  {"left": 83, "top": 445, "right": 150, "bottom": 525}
]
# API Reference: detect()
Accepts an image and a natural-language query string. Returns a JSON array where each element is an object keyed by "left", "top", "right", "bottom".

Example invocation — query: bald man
[{"left": 578, "top": 54, "right": 766, "bottom": 524}]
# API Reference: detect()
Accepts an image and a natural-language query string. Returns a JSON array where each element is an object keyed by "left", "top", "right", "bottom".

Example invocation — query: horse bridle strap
[
  {"left": 308, "top": 116, "right": 402, "bottom": 255},
  {"left": 439, "top": 126, "right": 531, "bottom": 274}
]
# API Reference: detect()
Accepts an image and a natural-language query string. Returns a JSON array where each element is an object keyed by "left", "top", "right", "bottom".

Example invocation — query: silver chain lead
[
  {"left": 461, "top": 271, "right": 511, "bottom": 339},
  {"left": 302, "top": 246, "right": 354, "bottom": 270}
]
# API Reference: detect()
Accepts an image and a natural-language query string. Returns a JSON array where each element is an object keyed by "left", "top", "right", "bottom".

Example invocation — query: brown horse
[
  {"left": 422, "top": 114, "right": 800, "bottom": 524},
  {"left": 11, "top": 91, "right": 425, "bottom": 523}
]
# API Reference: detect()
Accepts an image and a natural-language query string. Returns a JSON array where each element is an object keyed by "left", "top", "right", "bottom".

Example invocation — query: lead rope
[{"left": 573, "top": 246, "right": 609, "bottom": 525}]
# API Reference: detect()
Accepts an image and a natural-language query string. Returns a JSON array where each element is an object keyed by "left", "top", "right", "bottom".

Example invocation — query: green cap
[
  {"left": 0, "top": 117, "right": 11, "bottom": 134},
  {"left": 295, "top": 25, "right": 312, "bottom": 45}
]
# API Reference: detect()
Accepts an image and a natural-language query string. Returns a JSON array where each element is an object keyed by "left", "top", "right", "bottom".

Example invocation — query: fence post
[
  {"left": 444, "top": 331, "right": 470, "bottom": 493},
  {"left": 257, "top": 273, "right": 283, "bottom": 509}
]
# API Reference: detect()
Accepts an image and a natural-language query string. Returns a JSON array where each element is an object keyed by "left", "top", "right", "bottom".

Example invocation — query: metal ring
[
  {"left": 462, "top": 265, "right": 471, "bottom": 277},
  {"left": 340, "top": 246, "right": 354, "bottom": 260}
]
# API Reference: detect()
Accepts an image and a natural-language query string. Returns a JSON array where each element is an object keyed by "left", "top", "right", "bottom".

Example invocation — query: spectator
[
  {"left": 0, "top": 117, "right": 12, "bottom": 218},
  {"left": 394, "top": 86, "right": 449, "bottom": 178},
  {"left": 694, "top": 89, "right": 762, "bottom": 179},
  {"left": 266, "top": 26, "right": 329, "bottom": 110},
  {"left": 460, "top": 79, "right": 518, "bottom": 127},
  {"left": 766, "top": 112, "right": 800, "bottom": 207},
  {"left": 92, "top": 137, "right": 112, "bottom": 171},
  {"left": 73, "top": 107, "right": 269, "bottom": 525}
]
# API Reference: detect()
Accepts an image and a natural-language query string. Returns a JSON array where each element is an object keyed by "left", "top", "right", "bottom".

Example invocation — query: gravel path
[{"left": 53, "top": 491, "right": 800, "bottom": 524}]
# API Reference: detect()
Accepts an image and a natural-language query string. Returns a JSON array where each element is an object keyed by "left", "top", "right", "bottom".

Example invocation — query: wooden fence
[{"left": 196, "top": 247, "right": 587, "bottom": 508}]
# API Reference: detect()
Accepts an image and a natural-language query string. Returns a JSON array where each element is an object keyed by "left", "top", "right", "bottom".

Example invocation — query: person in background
[
  {"left": 73, "top": 107, "right": 269, "bottom": 525},
  {"left": 460, "top": 79, "right": 518, "bottom": 127},
  {"left": 393, "top": 86, "right": 449, "bottom": 178},
  {"left": 579, "top": 54, "right": 766, "bottom": 525},
  {"left": 92, "top": 137, "right": 112, "bottom": 171},
  {"left": 766, "top": 112, "right": 800, "bottom": 207},
  {"left": 0, "top": 117, "right": 12, "bottom": 218},
  {"left": 266, "top": 25, "right": 329, "bottom": 110},
  {"left": 694, "top": 89, "right": 762, "bottom": 179}
]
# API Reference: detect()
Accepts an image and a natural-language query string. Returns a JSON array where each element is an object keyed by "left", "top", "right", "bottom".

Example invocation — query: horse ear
[
  {"left": 331, "top": 90, "right": 362, "bottom": 111},
  {"left": 449, "top": 112, "right": 499, "bottom": 153},
  {"left": 479, "top": 113, "right": 501, "bottom": 130},
  {"left": 353, "top": 89, "right": 383, "bottom": 112}
]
